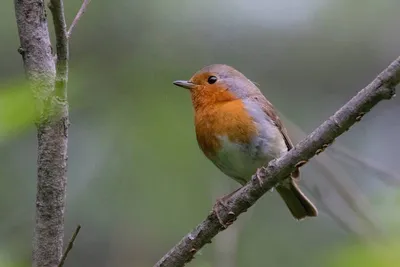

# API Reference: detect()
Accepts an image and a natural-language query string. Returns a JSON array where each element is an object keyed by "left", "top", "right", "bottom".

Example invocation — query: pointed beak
[{"left": 173, "top": 80, "right": 196, "bottom": 90}]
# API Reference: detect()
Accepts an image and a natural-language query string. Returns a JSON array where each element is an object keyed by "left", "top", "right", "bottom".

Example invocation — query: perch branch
[
  {"left": 67, "top": 0, "right": 91, "bottom": 38},
  {"left": 58, "top": 225, "right": 81, "bottom": 267},
  {"left": 154, "top": 56, "right": 400, "bottom": 267}
]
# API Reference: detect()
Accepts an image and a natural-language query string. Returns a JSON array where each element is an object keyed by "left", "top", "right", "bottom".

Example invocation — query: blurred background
[{"left": 1, "top": 0, "right": 400, "bottom": 266}]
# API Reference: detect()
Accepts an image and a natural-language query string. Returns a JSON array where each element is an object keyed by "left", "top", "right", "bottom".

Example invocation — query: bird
[{"left": 173, "top": 64, "right": 317, "bottom": 221}]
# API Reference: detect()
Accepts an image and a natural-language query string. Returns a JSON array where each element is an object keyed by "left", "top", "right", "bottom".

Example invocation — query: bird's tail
[{"left": 276, "top": 180, "right": 318, "bottom": 220}]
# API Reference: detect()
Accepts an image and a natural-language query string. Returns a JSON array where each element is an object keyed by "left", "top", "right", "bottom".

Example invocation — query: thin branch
[
  {"left": 305, "top": 185, "right": 378, "bottom": 243},
  {"left": 305, "top": 185, "right": 357, "bottom": 237},
  {"left": 49, "top": 0, "right": 69, "bottom": 102},
  {"left": 312, "top": 158, "right": 379, "bottom": 233},
  {"left": 154, "top": 56, "right": 400, "bottom": 267},
  {"left": 309, "top": 162, "right": 376, "bottom": 235},
  {"left": 330, "top": 146, "right": 400, "bottom": 186},
  {"left": 58, "top": 225, "right": 81, "bottom": 267},
  {"left": 67, "top": 0, "right": 91, "bottom": 38}
]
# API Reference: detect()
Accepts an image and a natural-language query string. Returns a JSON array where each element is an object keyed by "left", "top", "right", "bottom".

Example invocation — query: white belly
[{"left": 213, "top": 118, "right": 287, "bottom": 184}]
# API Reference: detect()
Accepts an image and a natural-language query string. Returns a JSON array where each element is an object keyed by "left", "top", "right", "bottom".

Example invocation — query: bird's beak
[{"left": 173, "top": 80, "right": 196, "bottom": 90}]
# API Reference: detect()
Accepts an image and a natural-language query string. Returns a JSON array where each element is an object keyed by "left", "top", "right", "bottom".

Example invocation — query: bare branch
[
  {"left": 67, "top": 0, "right": 91, "bottom": 38},
  {"left": 212, "top": 181, "right": 249, "bottom": 267},
  {"left": 154, "top": 56, "right": 400, "bottom": 267},
  {"left": 58, "top": 225, "right": 81, "bottom": 267},
  {"left": 49, "top": 0, "right": 69, "bottom": 102}
]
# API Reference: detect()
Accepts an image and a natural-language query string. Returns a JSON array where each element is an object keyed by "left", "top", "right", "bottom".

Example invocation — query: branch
[
  {"left": 13, "top": 0, "right": 73, "bottom": 266},
  {"left": 67, "top": 0, "right": 91, "bottom": 38},
  {"left": 154, "top": 56, "right": 400, "bottom": 267},
  {"left": 49, "top": 0, "right": 69, "bottom": 102},
  {"left": 13, "top": 1, "right": 66, "bottom": 267},
  {"left": 58, "top": 225, "right": 81, "bottom": 267},
  {"left": 212, "top": 181, "right": 248, "bottom": 267}
]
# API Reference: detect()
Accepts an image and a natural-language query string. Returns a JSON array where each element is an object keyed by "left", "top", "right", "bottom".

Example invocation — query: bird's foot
[
  {"left": 212, "top": 189, "right": 241, "bottom": 228},
  {"left": 213, "top": 196, "right": 229, "bottom": 228},
  {"left": 255, "top": 168, "right": 264, "bottom": 187}
]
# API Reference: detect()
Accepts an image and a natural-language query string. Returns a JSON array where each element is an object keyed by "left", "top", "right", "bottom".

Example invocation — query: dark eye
[{"left": 207, "top": 76, "right": 217, "bottom": 84}]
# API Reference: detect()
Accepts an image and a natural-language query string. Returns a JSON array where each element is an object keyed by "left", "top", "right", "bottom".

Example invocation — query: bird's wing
[{"left": 249, "top": 93, "right": 300, "bottom": 178}]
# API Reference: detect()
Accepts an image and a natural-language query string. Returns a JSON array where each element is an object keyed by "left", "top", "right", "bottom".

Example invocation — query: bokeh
[{"left": 1, "top": 0, "right": 400, "bottom": 266}]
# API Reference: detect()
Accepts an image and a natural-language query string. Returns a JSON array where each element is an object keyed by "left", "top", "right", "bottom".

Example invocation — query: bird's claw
[
  {"left": 256, "top": 168, "right": 264, "bottom": 187},
  {"left": 213, "top": 198, "right": 229, "bottom": 228}
]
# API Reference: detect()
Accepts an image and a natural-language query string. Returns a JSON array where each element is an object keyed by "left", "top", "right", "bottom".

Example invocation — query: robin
[{"left": 173, "top": 64, "right": 317, "bottom": 221}]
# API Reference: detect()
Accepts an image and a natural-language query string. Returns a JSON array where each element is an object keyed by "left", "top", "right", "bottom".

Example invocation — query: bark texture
[{"left": 14, "top": 1, "right": 69, "bottom": 266}]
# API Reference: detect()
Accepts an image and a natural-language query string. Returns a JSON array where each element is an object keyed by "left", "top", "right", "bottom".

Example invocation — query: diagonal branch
[
  {"left": 304, "top": 185, "right": 357, "bottom": 237},
  {"left": 330, "top": 145, "right": 400, "bottom": 186},
  {"left": 154, "top": 56, "right": 400, "bottom": 267},
  {"left": 67, "top": 0, "right": 91, "bottom": 38},
  {"left": 58, "top": 225, "right": 81, "bottom": 267}
]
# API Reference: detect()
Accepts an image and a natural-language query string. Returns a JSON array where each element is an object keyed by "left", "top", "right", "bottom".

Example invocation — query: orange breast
[{"left": 193, "top": 93, "right": 258, "bottom": 158}]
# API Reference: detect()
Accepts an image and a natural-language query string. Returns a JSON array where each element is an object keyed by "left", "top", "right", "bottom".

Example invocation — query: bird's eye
[{"left": 207, "top": 76, "right": 217, "bottom": 84}]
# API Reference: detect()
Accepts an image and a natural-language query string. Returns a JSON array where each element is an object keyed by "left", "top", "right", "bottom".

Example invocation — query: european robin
[{"left": 173, "top": 64, "right": 317, "bottom": 221}]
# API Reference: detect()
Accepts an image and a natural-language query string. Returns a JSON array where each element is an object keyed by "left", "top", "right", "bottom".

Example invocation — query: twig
[
  {"left": 305, "top": 185, "right": 357, "bottom": 237},
  {"left": 154, "top": 56, "right": 400, "bottom": 267},
  {"left": 330, "top": 146, "right": 400, "bottom": 186},
  {"left": 58, "top": 225, "right": 82, "bottom": 267},
  {"left": 306, "top": 185, "right": 378, "bottom": 243},
  {"left": 67, "top": 0, "right": 91, "bottom": 38},
  {"left": 312, "top": 158, "right": 379, "bottom": 233},
  {"left": 309, "top": 163, "right": 371, "bottom": 234}
]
